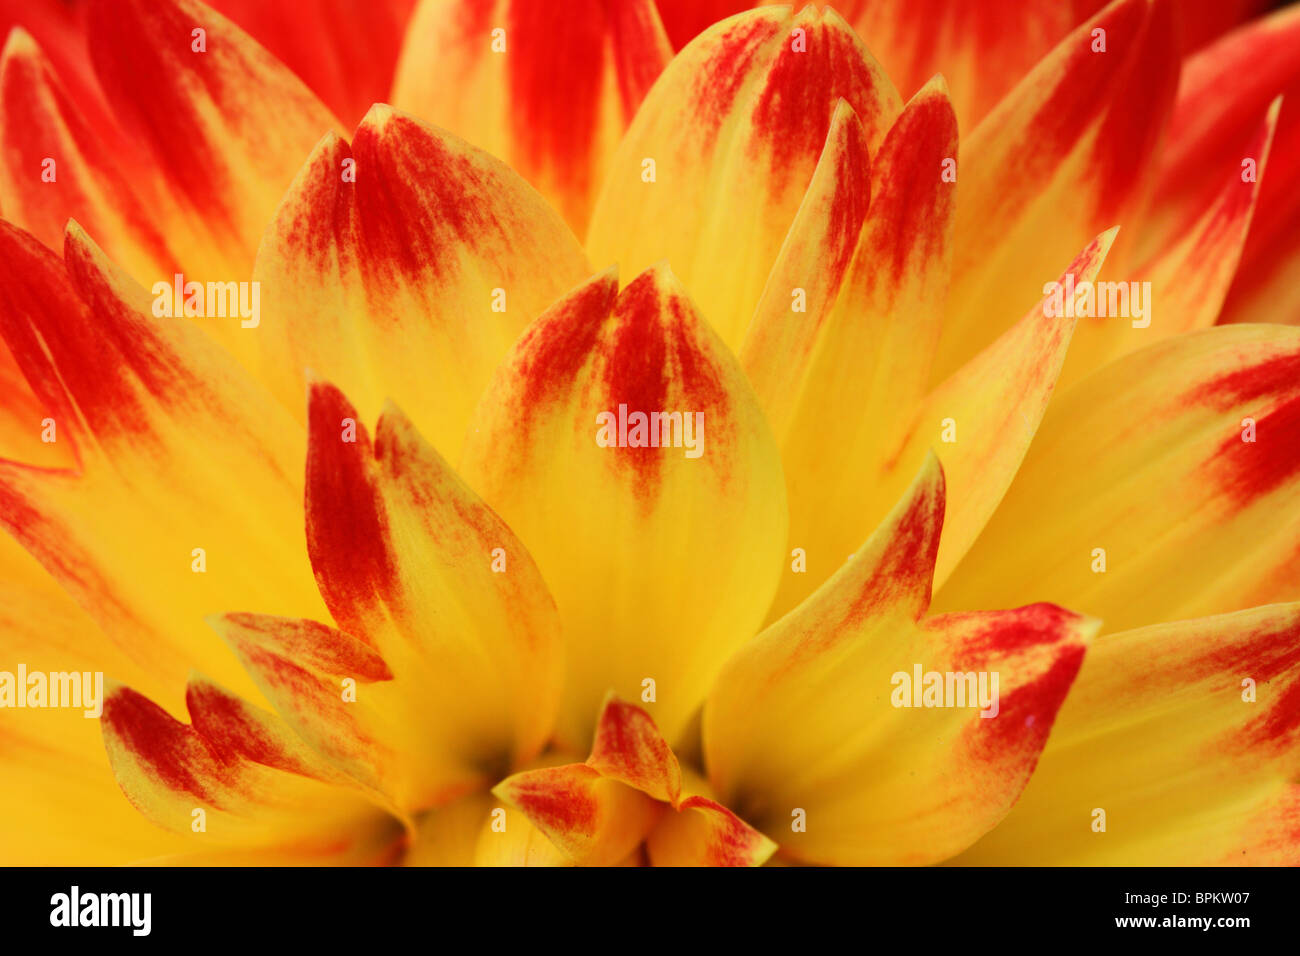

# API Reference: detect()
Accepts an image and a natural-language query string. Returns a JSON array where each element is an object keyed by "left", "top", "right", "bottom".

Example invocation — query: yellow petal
[
  {"left": 586, "top": 6, "right": 902, "bottom": 351},
  {"left": 100, "top": 676, "right": 400, "bottom": 855},
  {"left": 705, "top": 454, "right": 1098, "bottom": 865},
  {"left": 0, "top": 221, "right": 324, "bottom": 701},
  {"left": 957, "top": 602, "right": 1300, "bottom": 864},
  {"left": 492, "top": 764, "right": 662, "bottom": 866},
  {"left": 300, "top": 382, "right": 563, "bottom": 808},
  {"left": 460, "top": 266, "right": 787, "bottom": 749},
  {"left": 250, "top": 105, "right": 590, "bottom": 460},
  {"left": 937, "top": 323, "right": 1300, "bottom": 631}
]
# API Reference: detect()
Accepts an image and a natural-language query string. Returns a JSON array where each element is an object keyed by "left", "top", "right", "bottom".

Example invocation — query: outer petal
[
  {"left": 460, "top": 266, "right": 787, "bottom": 749},
  {"left": 704, "top": 454, "right": 1098, "bottom": 865},
  {"left": 1061, "top": 102, "right": 1278, "bottom": 385},
  {"left": 937, "top": 324, "right": 1300, "bottom": 632},
  {"left": 743, "top": 78, "right": 958, "bottom": 619},
  {"left": 1151, "top": 5, "right": 1300, "bottom": 328},
  {"left": 586, "top": 6, "right": 902, "bottom": 351},
  {"left": 0, "top": 222, "right": 324, "bottom": 699},
  {"left": 828, "top": 0, "right": 1096, "bottom": 133},
  {"left": 0, "top": 533, "right": 191, "bottom": 864},
  {"left": 303, "top": 383, "right": 563, "bottom": 808},
  {"left": 250, "top": 105, "right": 589, "bottom": 460},
  {"left": 758, "top": 209, "right": 1112, "bottom": 618},
  {"left": 208, "top": 0, "right": 417, "bottom": 127},
  {"left": 205, "top": 614, "right": 407, "bottom": 804},
  {"left": 392, "top": 0, "right": 672, "bottom": 233},
  {"left": 0, "top": 29, "right": 177, "bottom": 284},
  {"left": 85, "top": 0, "right": 344, "bottom": 291},
  {"left": 101, "top": 675, "right": 402, "bottom": 860},
  {"left": 935, "top": 0, "right": 1179, "bottom": 382},
  {"left": 957, "top": 603, "right": 1300, "bottom": 864}
]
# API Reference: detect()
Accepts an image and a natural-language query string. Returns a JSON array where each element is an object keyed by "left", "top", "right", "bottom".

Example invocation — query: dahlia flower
[{"left": 0, "top": 0, "right": 1297, "bottom": 868}]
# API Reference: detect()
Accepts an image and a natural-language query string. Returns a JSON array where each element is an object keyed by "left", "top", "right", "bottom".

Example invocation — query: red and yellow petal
[
  {"left": 250, "top": 105, "right": 589, "bottom": 459},
  {"left": 392, "top": 0, "right": 672, "bottom": 233},
  {"left": 101, "top": 675, "right": 401, "bottom": 860},
  {"left": 937, "top": 324, "right": 1300, "bottom": 631},
  {"left": 303, "top": 382, "right": 563, "bottom": 808},
  {"left": 0, "top": 28, "right": 178, "bottom": 284},
  {"left": 460, "top": 266, "right": 787, "bottom": 750},
  {"left": 705, "top": 454, "right": 1098, "bottom": 865},
  {"left": 957, "top": 602, "right": 1300, "bottom": 864},
  {"left": 744, "top": 78, "right": 960, "bottom": 620},
  {"left": 586, "top": 6, "right": 902, "bottom": 352},
  {"left": 0, "top": 531, "right": 193, "bottom": 864},
  {"left": 1062, "top": 101, "right": 1279, "bottom": 385},
  {"left": 84, "top": 0, "right": 345, "bottom": 291},
  {"left": 0, "top": 222, "right": 325, "bottom": 699},
  {"left": 936, "top": 0, "right": 1179, "bottom": 382}
]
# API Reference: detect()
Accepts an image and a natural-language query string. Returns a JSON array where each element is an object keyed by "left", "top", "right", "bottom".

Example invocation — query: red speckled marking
[
  {"left": 0, "top": 39, "right": 175, "bottom": 269},
  {"left": 690, "top": 14, "right": 781, "bottom": 139},
  {"left": 948, "top": 603, "right": 1084, "bottom": 670},
  {"left": 1188, "top": 349, "right": 1300, "bottom": 509},
  {"left": 819, "top": 109, "right": 873, "bottom": 292},
  {"left": 840, "top": 464, "right": 945, "bottom": 628},
  {"left": 186, "top": 678, "right": 322, "bottom": 778},
  {"left": 503, "top": 764, "right": 601, "bottom": 837},
  {"left": 678, "top": 795, "right": 770, "bottom": 866},
  {"left": 866, "top": 89, "right": 957, "bottom": 290},
  {"left": 588, "top": 697, "right": 681, "bottom": 804},
  {"left": 601, "top": 271, "right": 731, "bottom": 493},
  {"left": 221, "top": 613, "right": 393, "bottom": 681},
  {"left": 749, "top": 16, "right": 888, "bottom": 194},
  {"left": 514, "top": 272, "right": 618, "bottom": 417},
  {"left": 970, "top": 644, "right": 1087, "bottom": 770},
  {"left": 306, "top": 383, "right": 398, "bottom": 637},
  {"left": 103, "top": 686, "right": 229, "bottom": 804}
]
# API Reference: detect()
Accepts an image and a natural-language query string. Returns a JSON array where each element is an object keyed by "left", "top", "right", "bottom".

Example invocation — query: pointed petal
[
  {"left": 491, "top": 763, "right": 662, "bottom": 865},
  {"left": 0, "top": 222, "right": 324, "bottom": 697},
  {"left": 0, "top": 29, "right": 177, "bottom": 282},
  {"left": 208, "top": 0, "right": 417, "bottom": 127},
  {"left": 921, "top": 230, "right": 1116, "bottom": 586},
  {"left": 392, "top": 0, "right": 672, "bottom": 232},
  {"left": 460, "top": 266, "right": 787, "bottom": 749},
  {"left": 937, "top": 324, "right": 1300, "bottom": 631},
  {"left": 586, "top": 6, "right": 902, "bottom": 351},
  {"left": 1064, "top": 102, "right": 1279, "bottom": 382},
  {"left": 1154, "top": 5, "right": 1300, "bottom": 328},
  {"left": 251, "top": 106, "right": 589, "bottom": 459},
  {"left": 745, "top": 79, "right": 960, "bottom": 619},
  {"left": 205, "top": 614, "right": 405, "bottom": 800},
  {"left": 958, "top": 603, "right": 1300, "bottom": 864},
  {"left": 935, "top": 0, "right": 1179, "bottom": 381},
  {"left": 645, "top": 795, "right": 777, "bottom": 867},
  {"left": 304, "top": 383, "right": 563, "bottom": 804},
  {"left": 101, "top": 678, "right": 398, "bottom": 853},
  {"left": 705, "top": 455, "right": 1097, "bottom": 865},
  {"left": 586, "top": 696, "right": 682, "bottom": 806},
  {"left": 86, "top": 0, "right": 344, "bottom": 281}
]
